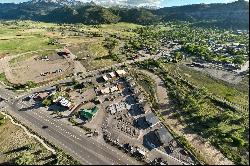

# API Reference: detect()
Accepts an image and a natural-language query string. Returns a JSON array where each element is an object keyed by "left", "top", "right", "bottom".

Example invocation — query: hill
[{"left": 0, "top": 0, "right": 249, "bottom": 29}]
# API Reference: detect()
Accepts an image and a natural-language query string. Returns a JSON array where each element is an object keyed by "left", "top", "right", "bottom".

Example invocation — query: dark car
[
  {"left": 42, "top": 125, "right": 48, "bottom": 129},
  {"left": 0, "top": 97, "right": 4, "bottom": 102}
]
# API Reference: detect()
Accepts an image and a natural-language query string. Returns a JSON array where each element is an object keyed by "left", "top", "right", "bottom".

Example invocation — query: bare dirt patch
[{"left": 5, "top": 54, "right": 73, "bottom": 85}]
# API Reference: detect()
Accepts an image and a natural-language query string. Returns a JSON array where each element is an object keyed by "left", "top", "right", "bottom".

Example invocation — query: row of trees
[{"left": 136, "top": 59, "right": 249, "bottom": 165}]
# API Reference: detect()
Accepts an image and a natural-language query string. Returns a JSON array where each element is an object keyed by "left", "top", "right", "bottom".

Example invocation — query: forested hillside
[{"left": 0, "top": 0, "right": 249, "bottom": 29}]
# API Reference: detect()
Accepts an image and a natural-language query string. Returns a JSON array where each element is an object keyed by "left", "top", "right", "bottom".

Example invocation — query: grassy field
[
  {"left": 0, "top": 21, "right": 141, "bottom": 71},
  {"left": 0, "top": 37, "right": 58, "bottom": 55},
  {"left": 0, "top": 21, "right": 60, "bottom": 55},
  {"left": 0, "top": 114, "right": 80, "bottom": 165},
  {"left": 136, "top": 60, "right": 249, "bottom": 165},
  {"left": 161, "top": 62, "right": 249, "bottom": 165},
  {"left": 163, "top": 63, "right": 249, "bottom": 109},
  {"left": 9, "top": 50, "right": 57, "bottom": 65}
]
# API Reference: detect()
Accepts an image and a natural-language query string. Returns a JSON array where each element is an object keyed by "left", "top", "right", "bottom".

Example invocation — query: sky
[{"left": 0, "top": 0, "right": 248, "bottom": 7}]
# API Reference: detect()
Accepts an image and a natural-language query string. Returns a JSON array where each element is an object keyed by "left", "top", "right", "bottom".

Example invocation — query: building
[
  {"left": 79, "top": 106, "right": 99, "bottom": 121},
  {"left": 110, "top": 85, "right": 119, "bottom": 93},
  {"left": 155, "top": 127, "right": 173, "bottom": 146},
  {"left": 102, "top": 75, "right": 109, "bottom": 82},
  {"left": 108, "top": 102, "right": 127, "bottom": 114},
  {"left": 145, "top": 112, "right": 160, "bottom": 128},
  {"left": 57, "top": 97, "right": 72, "bottom": 108},
  {"left": 100, "top": 87, "right": 110, "bottom": 94},
  {"left": 108, "top": 72, "right": 116, "bottom": 78},
  {"left": 34, "top": 92, "right": 48, "bottom": 101},
  {"left": 116, "top": 70, "right": 126, "bottom": 77}
]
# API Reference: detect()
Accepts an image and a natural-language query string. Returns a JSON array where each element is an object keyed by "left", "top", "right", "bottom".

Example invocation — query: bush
[{"left": 42, "top": 98, "right": 52, "bottom": 106}]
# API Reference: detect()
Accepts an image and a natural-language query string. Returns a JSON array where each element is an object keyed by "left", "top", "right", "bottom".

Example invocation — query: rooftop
[
  {"left": 145, "top": 112, "right": 160, "bottom": 127},
  {"left": 116, "top": 69, "right": 126, "bottom": 76},
  {"left": 156, "top": 127, "right": 173, "bottom": 145},
  {"left": 80, "top": 106, "right": 99, "bottom": 120}
]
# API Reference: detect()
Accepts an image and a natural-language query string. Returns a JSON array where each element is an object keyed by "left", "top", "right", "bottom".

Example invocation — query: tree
[
  {"left": 233, "top": 55, "right": 245, "bottom": 65},
  {"left": 42, "top": 98, "right": 52, "bottom": 106},
  {"left": 56, "top": 84, "right": 62, "bottom": 92},
  {"left": 15, "top": 151, "right": 35, "bottom": 165},
  {"left": 173, "top": 51, "right": 183, "bottom": 63},
  {"left": 103, "top": 37, "right": 118, "bottom": 56}
]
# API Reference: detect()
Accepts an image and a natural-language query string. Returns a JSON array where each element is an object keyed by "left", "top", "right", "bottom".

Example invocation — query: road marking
[
  {"left": 36, "top": 110, "right": 137, "bottom": 164},
  {"left": 21, "top": 109, "right": 121, "bottom": 165}
]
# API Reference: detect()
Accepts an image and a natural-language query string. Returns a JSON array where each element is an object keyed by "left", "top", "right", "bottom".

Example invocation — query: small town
[{"left": 0, "top": 0, "right": 249, "bottom": 165}]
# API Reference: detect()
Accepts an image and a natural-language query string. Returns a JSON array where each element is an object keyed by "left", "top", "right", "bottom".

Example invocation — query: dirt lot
[
  {"left": 5, "top": 53, "right": 73, "bottom": 85},
  {"left": 0, "top": 117, "right": 53, "bottom": 165},
  {"left": 190, "top": 66, "right": 244, "bottom": 84}
]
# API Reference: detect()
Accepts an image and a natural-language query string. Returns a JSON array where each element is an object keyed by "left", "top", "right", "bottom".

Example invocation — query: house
[
  {"left": 155, "top": 127, "right": 173, "bottom": 145},
  {"left": 101, "top": 87, "right": 110, "bottom": 94},
  {"left": 58, "top": 97, "right": 72, "bottom": 108},
  {"left": 110, "top": 85, "right": 119, "bottom": 93},
  {"left": 145, "top": 112, "right": 160, "bottom": 128},
  {"left": 102, "top": 75, "right": 109, "bottom": 82},
  {"left": 35, "top": 92, "right": 48, "bottom": 101},
  {"left": 116, "top": 70, "right": 126, "bottom": 77},
  {"left": 79, "top": 106, "right": 99, "bottom": 121},
  {"left": 108, "top": 72, "right": 116, "bottom": 78}
]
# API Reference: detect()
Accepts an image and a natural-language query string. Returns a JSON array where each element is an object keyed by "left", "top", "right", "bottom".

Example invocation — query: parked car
[{"left": 42, "top": 125, "right": 48, "bottom": 129}]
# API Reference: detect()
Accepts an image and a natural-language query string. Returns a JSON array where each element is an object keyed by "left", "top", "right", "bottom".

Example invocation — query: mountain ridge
[{"left": 0, "top": 0, "right": 249, "bottom": 29}]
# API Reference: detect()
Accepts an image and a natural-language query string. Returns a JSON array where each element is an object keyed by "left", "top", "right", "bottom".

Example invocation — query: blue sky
[{"left": 0, "top": 0, "right": 246, "bottom": 7}]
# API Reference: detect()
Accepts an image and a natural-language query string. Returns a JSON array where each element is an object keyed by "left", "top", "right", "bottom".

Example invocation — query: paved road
[
  {"left": 0, "top": 87, "right": 142, "bottom": 165},
  {"left": 0, "top": 50, "right": 172, "bottom": 165},
  {"left": 13, "top": 50, "right": 170, "bottom": 100}
]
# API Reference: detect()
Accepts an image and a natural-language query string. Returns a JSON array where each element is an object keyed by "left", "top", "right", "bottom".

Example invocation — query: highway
[
  {"left": 0, "top": 50, "right": 172, "bottom": 165},
  {"left": 0, "top": 86, "right": 142, "bottom": 165}
]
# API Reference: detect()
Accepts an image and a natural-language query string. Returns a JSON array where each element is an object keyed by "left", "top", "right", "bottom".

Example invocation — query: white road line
[
  {"left": 22, "top": 109, "right": 120, "bottom": 165},
  {"left": 17, "top": 98, "right": 139, "bottom": 164}
]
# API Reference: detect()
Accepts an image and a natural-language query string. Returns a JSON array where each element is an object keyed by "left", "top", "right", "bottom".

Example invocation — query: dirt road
[{"left": 140, "top": 69, "right": 234, "bottom": 165}]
